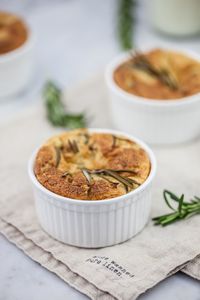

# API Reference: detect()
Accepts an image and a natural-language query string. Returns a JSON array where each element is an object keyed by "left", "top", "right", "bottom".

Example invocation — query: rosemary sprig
[
  {"left": 98, "top": 174, "right": 119, "bottom": 186},
  {"left": 152, "top": 190, "right": 200, "bottom": 226},
  {"left": 124, "top": 177, "right": 140, "bottom": 185},
  {"left": 43, "top": 81, "right": 86, "bottom": 129},
  {"left": 131, "top": 53, "right": 178, "bottom": 90},
  {"left": 118, "top": 0, "right": 136, "bottom": 50},
  {"left": 82, "top": 168, "right": 140, "bottom": 192},
  {"left": 106, "top": 170, "right": 133, "bottom": 189}
]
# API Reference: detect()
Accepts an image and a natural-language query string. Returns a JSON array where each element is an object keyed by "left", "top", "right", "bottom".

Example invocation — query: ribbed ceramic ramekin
[
  {"left": 105, "top": 49, "right": 200, "bottom": 145},
  {"left": 28, "top": 129, "right": 156, "bottom": 248},
  {"left": 0, "top": 17, "right": 35, "bottom": 98}
]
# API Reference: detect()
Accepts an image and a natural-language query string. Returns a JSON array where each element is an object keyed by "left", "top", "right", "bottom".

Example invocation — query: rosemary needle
[
  {"left": 54, "top": 147, "right": 61, "bottom": 167},
  {"left": 81, "top": 169, "right": 92, "bottom": 184}
]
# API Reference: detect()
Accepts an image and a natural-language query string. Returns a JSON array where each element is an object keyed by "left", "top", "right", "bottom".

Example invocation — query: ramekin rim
[
  {"left": 105, "top": 48, "right": 200, "bottom": 107},
  {"left": 28, "top": 128, "right": 156, "bottom": 206},
  {"left": 0, "top": 18, "right": 35, "bottom": 63}
]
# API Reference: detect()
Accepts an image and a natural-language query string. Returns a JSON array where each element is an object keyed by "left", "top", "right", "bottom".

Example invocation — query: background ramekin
[
  {"left": 149, "top": 0, "right": 200, "bottom": 36},
  {"left": 105, "top": 49, "right": 200, "bottom": 145},
  {"left": 28, "top": 129, "right": 156, "bottom": 248},
  {"left": 0, "top": 19, "right": 35, "bottom": 98}
]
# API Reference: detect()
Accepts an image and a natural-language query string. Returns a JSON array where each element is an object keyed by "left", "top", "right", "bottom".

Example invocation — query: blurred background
[{"left": 1, "top": 0, "right": 200, "bottom": 119}]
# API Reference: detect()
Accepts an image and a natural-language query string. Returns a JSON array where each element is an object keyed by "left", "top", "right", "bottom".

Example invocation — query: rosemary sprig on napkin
[
  {"left": 153, "top": 190, "right": 200, "bottom": 226},
  {"left": 118, "top": 0, "right": 136, "bottom": 49},
  {"left": 43, "top": 81, "right": 86, "bottom": 129}
]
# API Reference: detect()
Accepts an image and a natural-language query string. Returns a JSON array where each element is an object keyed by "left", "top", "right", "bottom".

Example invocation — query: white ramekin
[
  {"left": 28, "top": 129, "right": 156, "bottom": 248},
  {"left": 150, "top": 0, "right": 200, "bottom": 36},
  {"left": 105, "top": 49, "right": 200, "bottom": 145},
  {"left": 0, "top": 20, "right": 35, "bottom": 99}
]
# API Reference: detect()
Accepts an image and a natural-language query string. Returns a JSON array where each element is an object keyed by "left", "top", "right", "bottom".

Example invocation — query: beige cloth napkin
[{"left": 0, "top": 75, "right": 200, "bottom": 300}]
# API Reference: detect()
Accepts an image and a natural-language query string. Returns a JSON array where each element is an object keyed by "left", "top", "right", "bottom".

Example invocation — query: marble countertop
[{"left": 0, "top": 0, "right": 200, "bottom": 299}]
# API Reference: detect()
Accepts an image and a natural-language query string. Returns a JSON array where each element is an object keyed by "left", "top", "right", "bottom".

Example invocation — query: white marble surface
[{"left": 0, "top": 0, "right": 200, "bottom": 299}]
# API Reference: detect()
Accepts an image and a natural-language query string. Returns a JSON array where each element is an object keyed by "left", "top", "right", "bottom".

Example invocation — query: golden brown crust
[
  {"left": 0, "top": 11, "right": 28, "bottom": 54},
  {"left": 114, "top": 49, "right": 200, "bottom": 100},
  {"left": 34, "top": 129, "right": 151, "bottom": 200}
]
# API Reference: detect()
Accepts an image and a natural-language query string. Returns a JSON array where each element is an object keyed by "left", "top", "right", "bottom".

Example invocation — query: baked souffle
[
  {"left": 34, "top": 129, "right": 151, "bottom": 200},
  {"left": 0, "top": 11, "right": 28, "bottom": 54},
  {"left": 114, "top": 49, "right": 200, "bottom": 100}
]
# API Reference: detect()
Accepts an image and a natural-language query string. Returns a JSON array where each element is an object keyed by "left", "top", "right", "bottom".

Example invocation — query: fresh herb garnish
[
  {"left": 111, "top": 169, "right": 138, "bottom": 174},
  {"left": 153, "top": 190, "right": 200, "bottom": 226},
  {"left": 43, "top": 81, "right": 86, "bottom": 129},
  {"left": 118, "top": 0, "right": 136, "bottom": 50},
  {"left": 131, "top": 52, "right": 178, "bottom": 90},
  {"left": 68, "top": 139, "right": 79, "bottom": 154},
  {"left": 124, "top": 176, "right": 140, "bottom": 185},
  {"left": 54, "top": 147, "right": 61, "bottom": 167},
  {"left": 106, "top": 169, "right": 133, "bottom": 190},
  {"left": 82, "top": 168, "right": 140, "bottom": 192},
  {"left": 98, "top": 174, "right": 119, "bottom": 186},
  {"left": 81, "top": 168, "right": 92, "bottom": 184}
]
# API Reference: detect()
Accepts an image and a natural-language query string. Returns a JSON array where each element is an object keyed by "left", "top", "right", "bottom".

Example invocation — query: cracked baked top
[
  {"left": 34, "top": 129, "right": 151, "bottom": 200},
  {"left": 0, "top": 11, "right": 28, "bottom": 54},
  {"left": 114, "top": 49, "right": 200, "bottom": 100}
]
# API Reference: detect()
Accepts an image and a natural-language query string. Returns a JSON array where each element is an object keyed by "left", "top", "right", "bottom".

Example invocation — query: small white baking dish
[
  {"left": 105, "top": 49, "right": 200, "bottom": 145},
  {"left": 150, "top": 0, "right": 200, "bottom": 36},
  {"left": 28, "top": 129, "right": 156, "bottom": 248},
  {"left": 0, "top": 18, "right": 35, "bottom": 98}
]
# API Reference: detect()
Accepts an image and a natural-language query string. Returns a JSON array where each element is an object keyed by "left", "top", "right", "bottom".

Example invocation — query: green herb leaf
[
  {"left": 153, "top": 190, "right": 200, "bottom": 226},
  {"left": 118, "top": 0, "right": 136, "bottom": 50},
  {"left": 163, "top": 190, "right": 177, "bottom": 211},
  {"left": 43, "top": 81, "right": 86, "bottom": 129}
]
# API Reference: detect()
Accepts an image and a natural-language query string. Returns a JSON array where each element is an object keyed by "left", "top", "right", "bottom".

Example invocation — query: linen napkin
[{"left": 0, "top": 75, "right": 200, "bottom": 299}]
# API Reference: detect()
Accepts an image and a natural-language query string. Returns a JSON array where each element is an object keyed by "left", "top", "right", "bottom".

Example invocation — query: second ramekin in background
[
  {"left": 0, "top": 17, "right": 35, "bottom": 98},
  {"left": 105, "top": 49, "right": 200, "bottom": 145},
  {"left": 150, "top": 0, "right": 200, "bottom": 36},
  {"left": 28, "top": 129, "right": 156, "bottom": 248}
]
